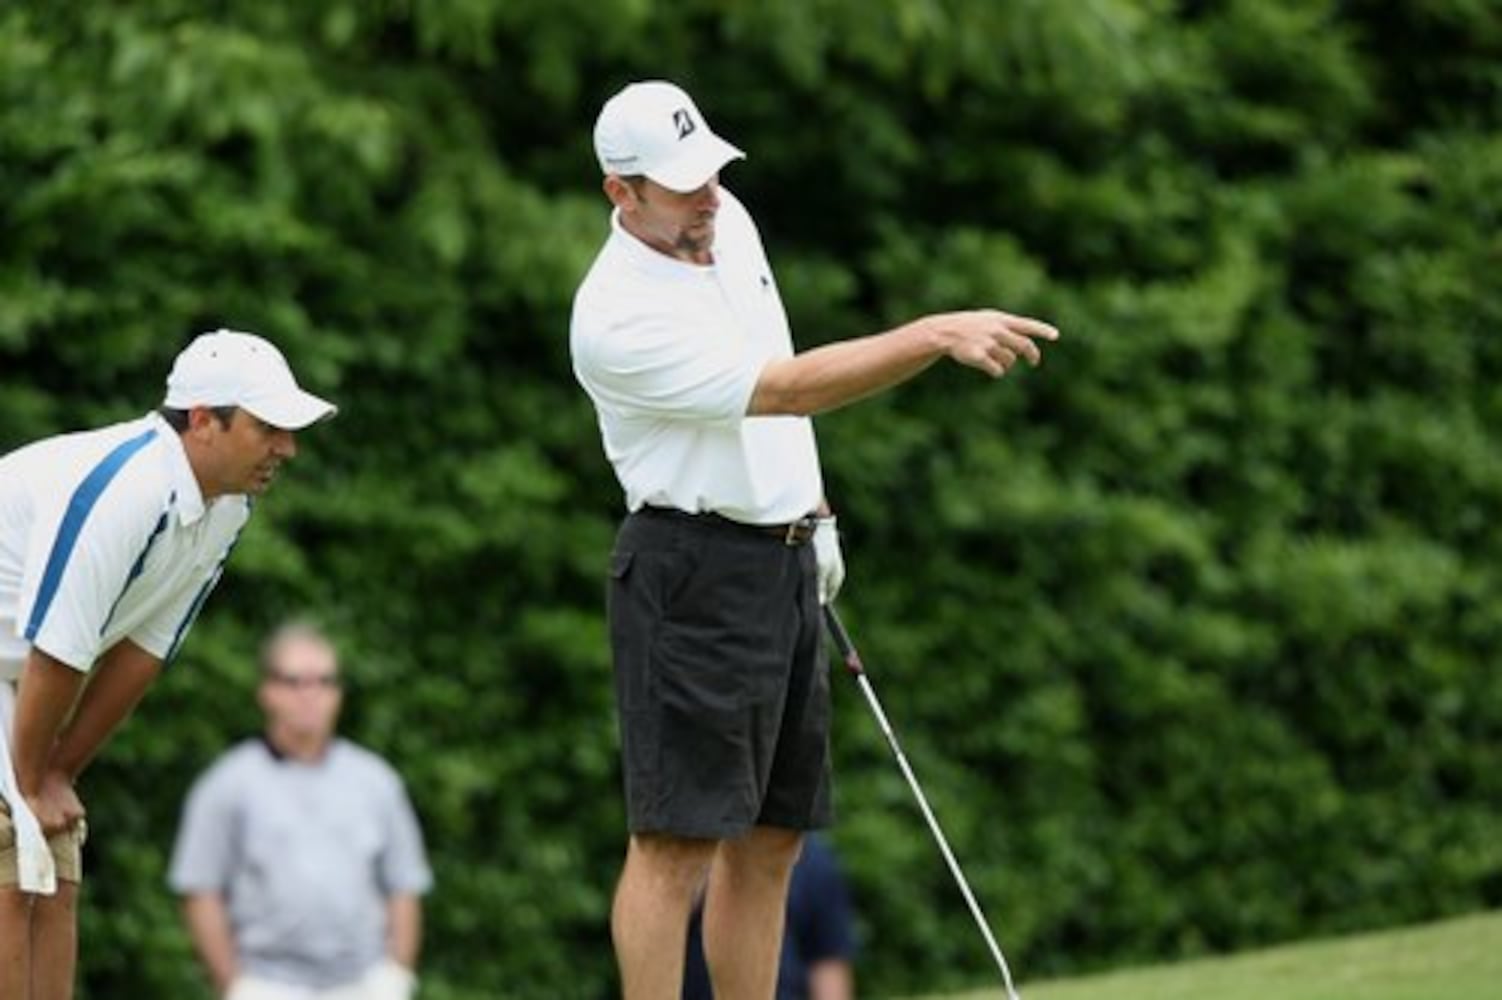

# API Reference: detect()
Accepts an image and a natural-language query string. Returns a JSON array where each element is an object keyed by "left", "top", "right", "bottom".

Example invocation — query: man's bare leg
[
  {"left": 0, "top": 887, "right": 32, "bottom": 1000},
  {"left": 29, "top": 881, "right": 78, "bottom": 1000},
  {"left": 702, "top": 826, "right": 803, "bottom": 1000},
  {"left": 612, "top": 833, "right": 717, "bottom": 1000}
]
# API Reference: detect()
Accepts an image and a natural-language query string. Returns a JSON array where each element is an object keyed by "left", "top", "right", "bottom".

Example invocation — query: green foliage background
[{"left": 2, "top": 1, "right": 1499, "bottom": 997}]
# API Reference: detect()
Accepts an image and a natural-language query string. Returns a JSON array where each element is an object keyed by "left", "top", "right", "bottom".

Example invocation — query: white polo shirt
[
  {"left": 570, "top": 186, "right": 823, "bottom": 525},
  {"left": 0, "top": 412, "right": 249, "bottom": 681}
]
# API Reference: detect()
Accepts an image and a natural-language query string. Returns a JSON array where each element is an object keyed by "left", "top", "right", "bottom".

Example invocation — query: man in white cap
[
  {"left": 0, "top": 329, "right": 336, "bottom": 1000},
  {"left": 571, "top": 80, "right": 1059, "bottom": 999}
]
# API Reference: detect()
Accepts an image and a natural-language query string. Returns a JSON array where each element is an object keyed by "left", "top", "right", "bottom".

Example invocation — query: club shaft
[{"left": 824, "top": 605, "right": 1022, "bottom": 1000}]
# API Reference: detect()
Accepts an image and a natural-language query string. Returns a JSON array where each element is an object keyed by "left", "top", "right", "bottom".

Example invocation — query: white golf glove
[{"left": 813, "top": 515, "right": 845, "bottom": 605}]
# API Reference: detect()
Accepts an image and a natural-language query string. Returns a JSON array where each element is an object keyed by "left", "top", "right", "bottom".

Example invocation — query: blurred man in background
[
  {"left": 169, "top": 622, "right": 431, "bottom": 1000},
  {"left": 683, "top": 833, "right": 857, "bottom": 1000},
  {"left": 570, "top": 79, "right": 1057, "bottom": 999},
  {"left": 0, "top": 330, "right": 336, "bottom": 1000}
]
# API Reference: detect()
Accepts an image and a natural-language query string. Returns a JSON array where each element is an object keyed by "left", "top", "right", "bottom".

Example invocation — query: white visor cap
[
  {"left": 594, "top": 80, "right": 745, "bottom": 193},
  {"left": 164, "top": 330, "right": 337, "bottom": 431}
]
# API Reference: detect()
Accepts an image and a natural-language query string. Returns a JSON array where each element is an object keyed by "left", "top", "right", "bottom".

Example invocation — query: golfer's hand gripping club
[{"left": 822, "top": 603, "right": 1023, "bottom": 1000}]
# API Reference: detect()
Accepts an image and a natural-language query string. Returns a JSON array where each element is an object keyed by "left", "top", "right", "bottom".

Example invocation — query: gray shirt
[{"left": 169, "top": 738, "right": 433, "bottom": 989}]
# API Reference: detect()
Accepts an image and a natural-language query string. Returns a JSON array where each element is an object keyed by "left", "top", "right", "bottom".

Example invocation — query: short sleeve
[
  {"left": 376, "top": 769, "right": 433, "bottom": 896},
  {"left": 128, "top": 499, "right": 248, "bottom": 663},
  {"left": 168, "top": 763, "right": 243, "bottom": 893},
  {"left": 126, "top": 561, "right": 223, "bottom": 663},
  {"left": 573, "top": 308, "right": 758, "bottom": 426},
  {"left": 22, "top": 453, "right": 167, "bottom": 671}
]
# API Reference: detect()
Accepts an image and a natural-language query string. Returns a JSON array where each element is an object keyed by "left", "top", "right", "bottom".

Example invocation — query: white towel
[{"left": 0, "top": 683, "right": 57, "bottom": 895}]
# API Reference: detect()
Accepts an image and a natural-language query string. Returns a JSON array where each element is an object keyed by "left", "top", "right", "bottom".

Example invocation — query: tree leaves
[{"left": 1, "top": 1, "right": 1499, "bottom": 997}]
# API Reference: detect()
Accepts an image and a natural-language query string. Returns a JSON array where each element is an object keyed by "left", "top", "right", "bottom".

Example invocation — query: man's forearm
[
  {"left": 386, "top": 894, "right": 423, "bottom": 968},
  {"left": 748, "top": 318, "right": 943, "bottom": 417},
  {"left": 11, "top": 649, "right": 87, "bottom": 793},
  {"left": 748, "top": 308, "right": 1058, "bottom": 417},
  {"left": 49, "top": 639, "right": 160, "bottom": 779},
  {"left": 181, "top": 894, "right": 239, "bottom": 994}
]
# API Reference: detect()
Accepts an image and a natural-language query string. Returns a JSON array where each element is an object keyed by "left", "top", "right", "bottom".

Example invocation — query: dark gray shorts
[{"left": 607, "top": 508, "right": 833, "bottom": 838}]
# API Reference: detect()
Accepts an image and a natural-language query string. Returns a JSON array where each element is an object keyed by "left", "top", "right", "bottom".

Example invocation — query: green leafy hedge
[{"left": 2, "top": 2, "right": 1499, "bottom": 997}]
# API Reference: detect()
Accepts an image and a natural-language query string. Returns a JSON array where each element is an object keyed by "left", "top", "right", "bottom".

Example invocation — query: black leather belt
[{"left": 639, "top": 506, "right": 819, "bottom": 546}]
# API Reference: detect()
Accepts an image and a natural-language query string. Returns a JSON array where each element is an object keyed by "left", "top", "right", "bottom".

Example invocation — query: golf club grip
[{"left": 821, "top": 604, "right": 863, "bottom": 673}]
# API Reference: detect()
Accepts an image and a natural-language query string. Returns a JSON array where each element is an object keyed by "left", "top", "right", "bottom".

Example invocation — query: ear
[
  {"left": 186, "top": 406, "right": 221, "bottom": 435},
  {"left": 603, "top": 174, "right": 638, "bottom": 212}
]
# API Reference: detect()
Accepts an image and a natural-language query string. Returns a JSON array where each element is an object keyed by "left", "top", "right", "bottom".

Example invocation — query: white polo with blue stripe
[{"left": 0, "top": 412, "right": 249, "bottom": 680}]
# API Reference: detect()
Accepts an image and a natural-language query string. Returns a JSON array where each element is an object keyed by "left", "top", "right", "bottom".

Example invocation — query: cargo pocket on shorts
[{"left": 607, "top": 550, "right": 648, "bottom": 709}]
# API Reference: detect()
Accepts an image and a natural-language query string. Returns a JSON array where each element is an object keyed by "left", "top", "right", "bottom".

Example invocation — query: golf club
[{"left": 822, "top": 602, "right": 1023, "bottom": 1000}]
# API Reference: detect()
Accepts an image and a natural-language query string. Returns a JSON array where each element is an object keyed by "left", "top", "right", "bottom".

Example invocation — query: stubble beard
[{"left": 675, "top": 218, "right": 715, "bottom": 258}]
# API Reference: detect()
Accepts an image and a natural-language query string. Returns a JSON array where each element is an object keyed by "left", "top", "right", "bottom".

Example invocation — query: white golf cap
[
  {"left": 593, "top": 80, "right": 745, "bottom": 193},
  {"left": 163, "top": 330, "right": 337, "bottom": 431}
]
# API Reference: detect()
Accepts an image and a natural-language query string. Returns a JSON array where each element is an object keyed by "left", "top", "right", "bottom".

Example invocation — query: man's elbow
[
  {"left": 748, "top": 387, "right": 812, "bottom": 417},
  {"left": 748, "top": 365, "right": 820, "bottom": 417}
]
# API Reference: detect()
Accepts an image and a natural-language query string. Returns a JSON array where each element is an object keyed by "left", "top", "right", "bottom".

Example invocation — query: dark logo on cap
[{"left": 673, "top": 108, "right": 697, "bottom": 140}]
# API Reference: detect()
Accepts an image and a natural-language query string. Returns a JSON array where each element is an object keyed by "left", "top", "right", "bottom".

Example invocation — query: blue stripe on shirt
[
  {"left": 164, "top": 508, "right": 246, "bottom": 665},
  {"left": 99, "top": 509, "right": 170, "bottom": 636},
  {"left": 24, "top": 427, "right": 160, "bottom": 641}
]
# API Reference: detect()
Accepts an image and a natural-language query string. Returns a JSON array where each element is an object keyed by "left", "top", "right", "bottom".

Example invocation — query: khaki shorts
[{"left": 0, "top": 798, "right": 86, "bottom": 888}]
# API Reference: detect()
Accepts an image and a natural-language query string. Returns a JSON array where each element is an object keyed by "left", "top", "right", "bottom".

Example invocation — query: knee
[
  {"left": 627, "top": 833, "right": 717, "bottom": 901},
  {"left": 760, "top": 829, "right": 805, "bottom": 870},
  {"left": 0, "top": 886, "right": 33, "bottom": 921},
  {"left": 32, "top": 881, "right": 79, "bottom": 919},
  {"left": 723, "top": 828, "right": 804, "bottom": 883}
]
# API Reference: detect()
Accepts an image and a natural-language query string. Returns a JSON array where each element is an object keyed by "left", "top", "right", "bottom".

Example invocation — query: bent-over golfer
[
  {"left": 570, "top": 80, "right": 1058, "bottom": 999},
  {"left": 0, "top": 330, "right": 336, "bottom": 1000}
]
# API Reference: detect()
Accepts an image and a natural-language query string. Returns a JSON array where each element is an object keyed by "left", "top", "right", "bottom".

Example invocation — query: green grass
[{"left": 909, "top": 909, "right": 1502, "bottom": 1000}]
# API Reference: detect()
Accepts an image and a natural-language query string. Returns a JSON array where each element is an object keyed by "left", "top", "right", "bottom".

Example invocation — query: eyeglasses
[{"left": 267, "top": 672, "right": 342, "bottom": 690}]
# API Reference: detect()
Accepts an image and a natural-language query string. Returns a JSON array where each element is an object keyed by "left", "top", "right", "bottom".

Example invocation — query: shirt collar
[
  {"left": 261, "top": 732, "right": 336, "bottom": 767},
  {"left": 148, "top": 412, "right": 207, "bottom": 525},
  {"left": 608, "top": 208, "right": 717, "bottom": 282},
  {"left": 260, "top": 733, "right": 286, "bottom": 760}
]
